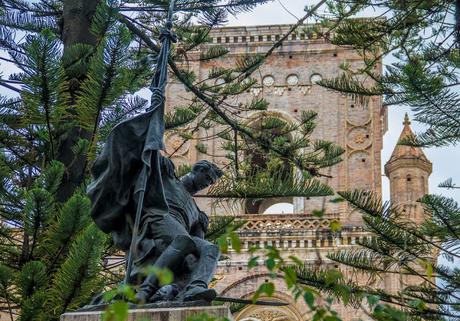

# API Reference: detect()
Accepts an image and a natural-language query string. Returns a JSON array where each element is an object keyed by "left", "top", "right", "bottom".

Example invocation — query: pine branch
[
  {"left": 47, "top": 224, "right": 104, "bottom": 315},
  {"left": 438, "top": 178, "right": 459, "bottom": 189}
]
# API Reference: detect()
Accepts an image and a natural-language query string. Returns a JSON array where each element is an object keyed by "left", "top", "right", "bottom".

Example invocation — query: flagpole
[{"left": 124, "top": 0, "right": 176, "bottom": 287}]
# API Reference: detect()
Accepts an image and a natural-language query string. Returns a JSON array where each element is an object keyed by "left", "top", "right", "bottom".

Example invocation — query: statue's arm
[{"left": 190, "top": 210, "right": 209, "bottom": 239}]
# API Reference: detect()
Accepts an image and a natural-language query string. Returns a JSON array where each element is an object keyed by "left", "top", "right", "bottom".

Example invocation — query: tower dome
[{"left": 384, "top": 114, "right": 432, "bottom": 224}]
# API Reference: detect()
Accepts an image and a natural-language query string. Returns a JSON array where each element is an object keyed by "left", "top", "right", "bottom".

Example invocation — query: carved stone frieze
[
  {"left": 273, "top": 86, "right": 285, "bottom": 96},
  {"left": 251, "top": 87, "right": 263, "bottom": 96},
  {"left": 249, "top": 310, "right": 289, "bottom": 321},
  {"left": 346, "top": 101, "right": 371, "bottom": 126},
  {"left": 346, "top": 126, "right": 372, "bottom": 150},
  {"left": 298, "top": 85, "right": 311, "bottom": 95},
  {"left": 237, "top": 214, "right": 337, "bottom": 232}
]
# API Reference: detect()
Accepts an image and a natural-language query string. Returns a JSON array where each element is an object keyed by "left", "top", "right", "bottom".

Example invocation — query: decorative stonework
[
  {"left": 262, "top": 75, "right": 275, "bottom": 87},
  {"left": 298, "top": 85, "right": 311, "bottom": 95},
  {"left": 286, "top": 74, "right": 299, "bottom": 86},
  {"left": 61, "top": 306, "right": 233, "bottom": 321},
  {"left": 249, "top": 310, "right": 289, "bottom": 321},
  {"left": 273, "top": 86, "right": 285, "bottom": 96},
  {"left": 250, "top": 87, "right": 262, "bottom": 96},
  {"left": 310, "top": 73, "right": 322, "bottom": 84},
  {"left": 347, "top": 150, "right": 373, "bottom": 190},
  {"left": 347, "top": 101, "right": 371, "bottom": 126},
  {"left": 347, "top": 126, "right": 371, "bottom": 150},
  {"left": 238, "top": 214, "right": 335, "bottom": 232}
]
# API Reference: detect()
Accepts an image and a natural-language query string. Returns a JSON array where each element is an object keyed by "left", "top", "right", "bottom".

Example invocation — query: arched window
[
  {"left": 263, "top": 202, "right": 294, "bottom": 214},
  {"left": 244, "top": 113, "right": 294, "bottom": 214}
]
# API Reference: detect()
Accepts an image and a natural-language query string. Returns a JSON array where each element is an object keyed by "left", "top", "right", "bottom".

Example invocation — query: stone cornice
[{"left": 384, "top": 157, "right": 433, "bottom": 177}]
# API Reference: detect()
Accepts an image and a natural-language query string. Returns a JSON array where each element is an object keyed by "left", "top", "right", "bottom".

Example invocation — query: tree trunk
[{"left": 56, "top": 0, "right": 100, "bottom": 202}]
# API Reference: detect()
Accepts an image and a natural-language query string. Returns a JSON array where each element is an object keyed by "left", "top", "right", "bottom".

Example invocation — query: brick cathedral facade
[{"left": 164, "top": 24, "right": 433, "bottom": 321}]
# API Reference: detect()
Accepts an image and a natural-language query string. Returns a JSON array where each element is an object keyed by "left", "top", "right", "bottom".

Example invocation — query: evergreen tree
[
  {"left": 0, "top": 0, "right": 343, "bottom": 319},
  {"left": 288, "top": 1, "right": 460, "bottom": 320}
]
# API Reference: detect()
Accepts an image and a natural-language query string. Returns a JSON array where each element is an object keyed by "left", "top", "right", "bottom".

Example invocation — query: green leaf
[
  {"left": 38, "top": 160, "right": 65, "bottom": 194},
  {"left": 20, "top": 291, "right": 48, "bottom": 321},
  {"left": 304, "top": 290, "right": 315, "bottom": 309},
  {"left": 312, "top": 209, "right": 324, "bottom": 217},
  {"left": 117, "top": 284, "right": 136, "bottom": 301},
  {"left": 217, "top": 234, "right": 228, "bottom": 254},
  {"left": 0, "top": 264, "right": 13, "bottom": 289},
  {"left": 289, "top": 255, "right": 304, "bottom": 266},
  {"left": 366, "top": 295, "right": 380, "bottom": 307},
  {"left": 103, "top": 301, "right": 129, "bottom": 321},
  {"left": 325, "top": 269, "right": 342, "bottom": 286},
  {"left": 329, "top": 220, "right": 342, "bottom": 232},
  {"left": 265, "top": 258, "right": 275, "bottom": 271},
  {"left": 417, "top": 259, "right": 433, "bottom": 279},
  {"left": 253, "top": 282, "right": 275, "bottom": 302},
  {"left": 47, "top": 224, "right": 105, "bottom": 315},
  {"left": 283, "top": 266, "right": 297, "bottom": 289},
  {"left": 408, "top": 299, "right": 426, "bottom": 311},
  {"left": 330, "top": 197, "right": 345, "bottom": 203},
  {"left": 195, "top": 142, "right": 208, "bottom": 154},
  {"left": 230, "top": 231, "right": 241, "bottom": 252},
  {"left": 112, "top": 301, "right": 129, "bottom": 321},
  {"left": 144, "top": 266, "right": 174, "bottom": 286},
  {"left": 248, "top": 256, "right": 259, "bottom": 268},
  {"left": 260, "top": 282, "right": 275, "bottom": 296},
  {"left": 103, "top": 289, "right": 118, "bottom": 303},
  {"left": 18, "top": 261, "right": 47, "bottom": 298}
]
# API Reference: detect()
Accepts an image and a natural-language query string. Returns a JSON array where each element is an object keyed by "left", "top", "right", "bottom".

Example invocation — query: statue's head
[
  {"left": 184, "top": 160, "right": 223, "bottom": 193},
  {"left": 191, "top": 160, "right": 224, "bottom": 190}
]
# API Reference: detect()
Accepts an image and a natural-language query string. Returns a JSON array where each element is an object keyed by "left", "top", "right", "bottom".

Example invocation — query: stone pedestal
[{"left": 61, "top": 306, "right": 233, "bottom": 321}]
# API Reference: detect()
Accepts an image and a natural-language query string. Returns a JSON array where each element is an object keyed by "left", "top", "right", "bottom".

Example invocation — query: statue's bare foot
[{"left": 182, "top": 287, "right": 216, "bottom": 302}]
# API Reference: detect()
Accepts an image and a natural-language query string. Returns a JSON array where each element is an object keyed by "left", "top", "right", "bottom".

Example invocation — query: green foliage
[
  {"left": 320, "top": 2, "right": 460, "bottom": 148},
  {"left": 294, "top": 190, "right": 459, "bottom": 320},
  {"left": 165, "top": 104, "right": 202, "bottom": 130},
  {"left": 209, "top": 167, "right": 333, "bottom": 201},
  {"left": 206, "top": 216, "right": 244, "bottom": 243},
  {"left": 18, "top": 261, "right": 47, "bottom": 298},
  {"left": 143, "top": 266, "right": 174, "bottom": 286},
  {"left": 200, "top": 45, "right": 229, "bottom": 61},
  {"left": 208, "top": 110, "right": 342, "bottom": 202},
  {"left": 76, "top": 25, "right": 133, "bottom": 133},
  {"left": 47, "top": 224, "right": 105, "bottom": 314},
  {"left": 0, "top": 161, "right": 106, "bottom": 321}
]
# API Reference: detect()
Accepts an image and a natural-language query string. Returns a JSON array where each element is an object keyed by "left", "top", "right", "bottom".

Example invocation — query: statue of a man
[
  {"left": 88, "top": 151, "right": 223, "bottom": 304},
  {"left": 85, "top": 4, "right": 223, "bottom": 305},
  {"left": 132, "top": 158, "right": 223, "bottom": 303}
]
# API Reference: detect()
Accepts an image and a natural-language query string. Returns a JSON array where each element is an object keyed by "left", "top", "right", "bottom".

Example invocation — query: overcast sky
[
  {"left": 0, "top": 1, "right": 459, "bottom": 204},
  {"left": 227, "top": 0, "right": 460, "bottom": 203}
]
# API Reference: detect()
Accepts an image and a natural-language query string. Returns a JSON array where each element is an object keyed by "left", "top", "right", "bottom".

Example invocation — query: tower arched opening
[{"left": 243, "top": 112, "right": 295, "bottom": 214}]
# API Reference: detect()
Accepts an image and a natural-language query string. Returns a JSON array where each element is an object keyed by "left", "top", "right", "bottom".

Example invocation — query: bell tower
[{"left": 384, "top": 114, "right": 432, "bottom": 224}]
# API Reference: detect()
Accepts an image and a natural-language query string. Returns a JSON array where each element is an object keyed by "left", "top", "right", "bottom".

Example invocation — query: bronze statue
[
  {"left": 88, "top": 144, "right": 223, "bottom": 303},
  {"left": 130, "top": 158, "right": 223, "bottom": 303}
]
